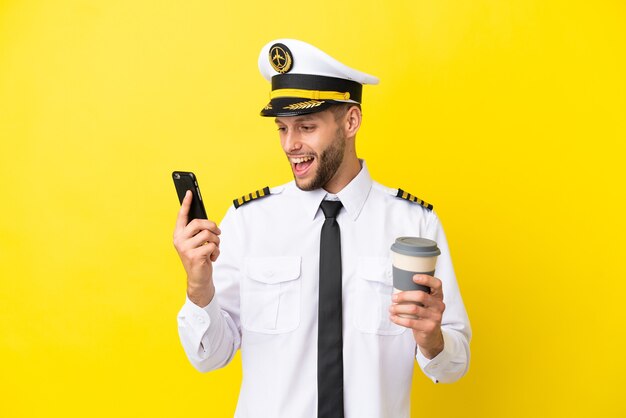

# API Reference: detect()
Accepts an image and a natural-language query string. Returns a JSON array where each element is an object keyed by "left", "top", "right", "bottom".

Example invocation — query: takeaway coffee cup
[{"left": 390, "top": 237, "right": 441, "bottom": 319}]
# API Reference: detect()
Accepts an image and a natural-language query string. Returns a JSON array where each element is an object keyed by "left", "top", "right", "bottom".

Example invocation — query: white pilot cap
[{"left": 258, "top": 39, "right": 379, "bottom": 117}]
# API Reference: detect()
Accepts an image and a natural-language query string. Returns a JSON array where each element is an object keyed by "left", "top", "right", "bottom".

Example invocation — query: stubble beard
[{"left": 295, "top": 127, "right": 346, "bottom": 191}]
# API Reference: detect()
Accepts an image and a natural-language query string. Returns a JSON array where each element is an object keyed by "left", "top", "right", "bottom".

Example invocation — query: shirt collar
[
  {"left": 336, "top": 160, "right": 372, "bottom": 221},
  {"left": 294, "top": 160, "right": 373, "bottom": 221}
]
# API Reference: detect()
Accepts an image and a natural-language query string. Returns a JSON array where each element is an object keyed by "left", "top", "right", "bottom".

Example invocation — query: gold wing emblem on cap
[{"left": 269, "top": 44, "right": 293, "bottom": 74}]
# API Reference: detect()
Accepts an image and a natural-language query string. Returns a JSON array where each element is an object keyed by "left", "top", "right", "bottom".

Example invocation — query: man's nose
[{"left": 283, "top": 130, "right": 302, "bottom": 152}]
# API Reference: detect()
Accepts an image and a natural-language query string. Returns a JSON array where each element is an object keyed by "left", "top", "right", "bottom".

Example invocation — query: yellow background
[{"left": 1, "top": 0, "right": 625, "bottom": 416}]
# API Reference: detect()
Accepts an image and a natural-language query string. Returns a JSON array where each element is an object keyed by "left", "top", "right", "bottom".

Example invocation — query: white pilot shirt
[{"left": 177, "top": 161, "right": 471, "bottom": 418}]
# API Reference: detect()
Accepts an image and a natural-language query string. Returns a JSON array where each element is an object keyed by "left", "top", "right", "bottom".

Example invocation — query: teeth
[{"left": 291, "top": 156, "right": 313, "bottom": 164}]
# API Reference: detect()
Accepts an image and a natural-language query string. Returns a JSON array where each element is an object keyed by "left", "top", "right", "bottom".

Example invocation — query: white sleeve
[
  {"left": 176, "top": 206, "right": 243, "bottom": 372},
  {"left": 415, "top": 210, "right": 472, "bottom": 383}
]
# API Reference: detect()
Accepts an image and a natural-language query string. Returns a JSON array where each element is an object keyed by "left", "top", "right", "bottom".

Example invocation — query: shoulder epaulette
[
  {"left": 396, "top": 188, "right": 434, "bottom": 211},
  {"left": 233, "top": 186, "right": 271, "bottom": 209}
]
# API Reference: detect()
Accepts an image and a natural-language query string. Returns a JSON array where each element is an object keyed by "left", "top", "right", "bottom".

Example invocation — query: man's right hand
[{"left": 173, "top": 190, "right": 221, "bottom": 307}]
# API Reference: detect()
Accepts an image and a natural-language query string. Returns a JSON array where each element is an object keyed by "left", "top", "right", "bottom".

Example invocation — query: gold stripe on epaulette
[
  {"left": 233, "top": 186, "right": 271, "bottom": 209},
  {"left": 396, "top": 188, "right": 434, "bottom": 211}
]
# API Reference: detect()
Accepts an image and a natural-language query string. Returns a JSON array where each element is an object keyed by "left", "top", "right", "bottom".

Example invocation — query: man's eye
[
  {"left": 301, "top": 125, "right": 315, "bottom": 132},
  {"left": 277, "top": 126, "right": 286, "bottom": 132}
]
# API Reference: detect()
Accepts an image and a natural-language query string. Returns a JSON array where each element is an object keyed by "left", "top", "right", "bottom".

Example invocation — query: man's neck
[{"left": 323, "top": 157, "right": 362, "bottom": 194}]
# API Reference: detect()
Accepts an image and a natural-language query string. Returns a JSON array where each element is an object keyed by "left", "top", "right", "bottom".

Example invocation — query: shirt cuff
[
  {"left": 179, "top": 295, "right": 223, "bottom": 348},
  {"left": 415, "top": 329, "right": 460, "bottom": 383}
]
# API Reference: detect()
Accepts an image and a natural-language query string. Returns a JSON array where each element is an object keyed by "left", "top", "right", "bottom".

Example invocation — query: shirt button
[{"left": 265, "top": 270, "right": 275, "bottom": 277}]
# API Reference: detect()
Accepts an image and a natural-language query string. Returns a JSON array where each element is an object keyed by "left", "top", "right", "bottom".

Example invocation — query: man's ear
[{"left": 344, "top": 105, "right": 362, "bottom": 137}]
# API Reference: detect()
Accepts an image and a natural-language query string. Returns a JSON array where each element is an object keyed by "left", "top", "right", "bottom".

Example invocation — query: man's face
[{"left": 275, "top": 110, "right": 346, "bottom": 191}]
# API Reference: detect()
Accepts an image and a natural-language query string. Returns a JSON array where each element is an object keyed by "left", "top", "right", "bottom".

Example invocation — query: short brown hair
[{"left": 328, "top": 103, "right": 362, "bottom": 122}]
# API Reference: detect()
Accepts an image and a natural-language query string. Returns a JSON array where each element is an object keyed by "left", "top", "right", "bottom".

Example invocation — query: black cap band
[{"left": 271, "top": 74, "right": 363, "bottom": 104}]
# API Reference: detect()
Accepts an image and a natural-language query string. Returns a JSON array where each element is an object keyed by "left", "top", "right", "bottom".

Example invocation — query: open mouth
[{"left": 290, "top": 155, "right": 315, "bottom": 177}]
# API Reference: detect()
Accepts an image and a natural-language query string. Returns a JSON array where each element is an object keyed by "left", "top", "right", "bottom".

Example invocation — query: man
[{"left": 174, "top": 39, "right": 471, "bottom": 418}]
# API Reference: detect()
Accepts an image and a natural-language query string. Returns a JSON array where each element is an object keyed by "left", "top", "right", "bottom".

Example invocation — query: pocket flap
[
  {"left": 357, "top": 256, "right": 392, "bottom": 286},
  {"left": 245, "top": 256, "right": 302, "bottom": 284}
]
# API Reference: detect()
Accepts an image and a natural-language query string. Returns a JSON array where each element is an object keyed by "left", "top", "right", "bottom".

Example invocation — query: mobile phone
[{"left": 172, "top": 171, "right": 208, "bottom": 223}]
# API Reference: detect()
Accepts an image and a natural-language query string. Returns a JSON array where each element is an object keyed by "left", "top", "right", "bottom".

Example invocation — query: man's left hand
[{"left": 389, "top": 274, "right": 445, "bottom": 359}]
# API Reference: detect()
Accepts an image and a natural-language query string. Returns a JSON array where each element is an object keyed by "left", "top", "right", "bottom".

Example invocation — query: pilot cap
[{"left": 258, "top": 39, "right": 379, "bottom": 117}]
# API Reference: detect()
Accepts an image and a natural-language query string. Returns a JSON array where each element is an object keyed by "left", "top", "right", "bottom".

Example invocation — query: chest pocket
[
  {"left": 353, "top": 257, "right": 406, "bottom": 335},
  {"left": 241, "top": 256, "right": 302, "bottom": 334}
]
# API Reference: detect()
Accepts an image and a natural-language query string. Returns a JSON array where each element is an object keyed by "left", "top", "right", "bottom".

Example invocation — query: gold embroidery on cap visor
[
  {"left": 269, "top": 44, "right": 293, "bottom": 74},
  {"left": 283, "top": 100, "right": 325, "bottom": 110}
]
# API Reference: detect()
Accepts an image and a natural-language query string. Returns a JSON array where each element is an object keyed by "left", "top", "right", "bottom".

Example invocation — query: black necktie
[{"left": 318, "top": 200, "right": 344, "bottom": 418}]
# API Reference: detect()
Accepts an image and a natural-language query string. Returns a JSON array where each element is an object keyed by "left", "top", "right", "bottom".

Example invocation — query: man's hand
[
  {"left": 173, "top": 190, "right": 221, "bottom": 308},
  {"left": 389, "top": 274, "right": 446, "bottom": 359}
]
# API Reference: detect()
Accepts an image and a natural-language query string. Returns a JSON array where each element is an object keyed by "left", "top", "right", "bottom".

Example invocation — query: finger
[
  {"left": 182, "top": 218, "right": 222, "bottom": 240},
  {"left": 186, "top": 229, "right": 221, "bottom": 250},
  {"left": 390, "top": 300, "right": 431, "bottom": 317},
  {"left": 175, "top": 190, "right": 193, "bottom": 231},
  {"left": 393, "top": 290, "right": 429, "bottom": 305},
  {"left": 390, "top": 301, "right": 423, "bottom": 318},
  {"left": 209, "top": 246, "right": 220, "bottom": 262},
  {"left": 389, "top": 313, "right": 424, "bottom": 329},
  {"left": 389, "top": 308, "right": 443, "bottom": 332},
  {"left": 390, "top": 302, "right": 443, "bottom": 320},
  {"left": 413, "top": 274, "right": 443, "bottom": 298},
  {"left": 391, "top": 292, "right": 446, "bottom": 315},
  {"left": 390, "top": 313, "right": 442, "bottom": 336},
  {"left": 188, "top": 241, "right": 219, "bottom": 261}
]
